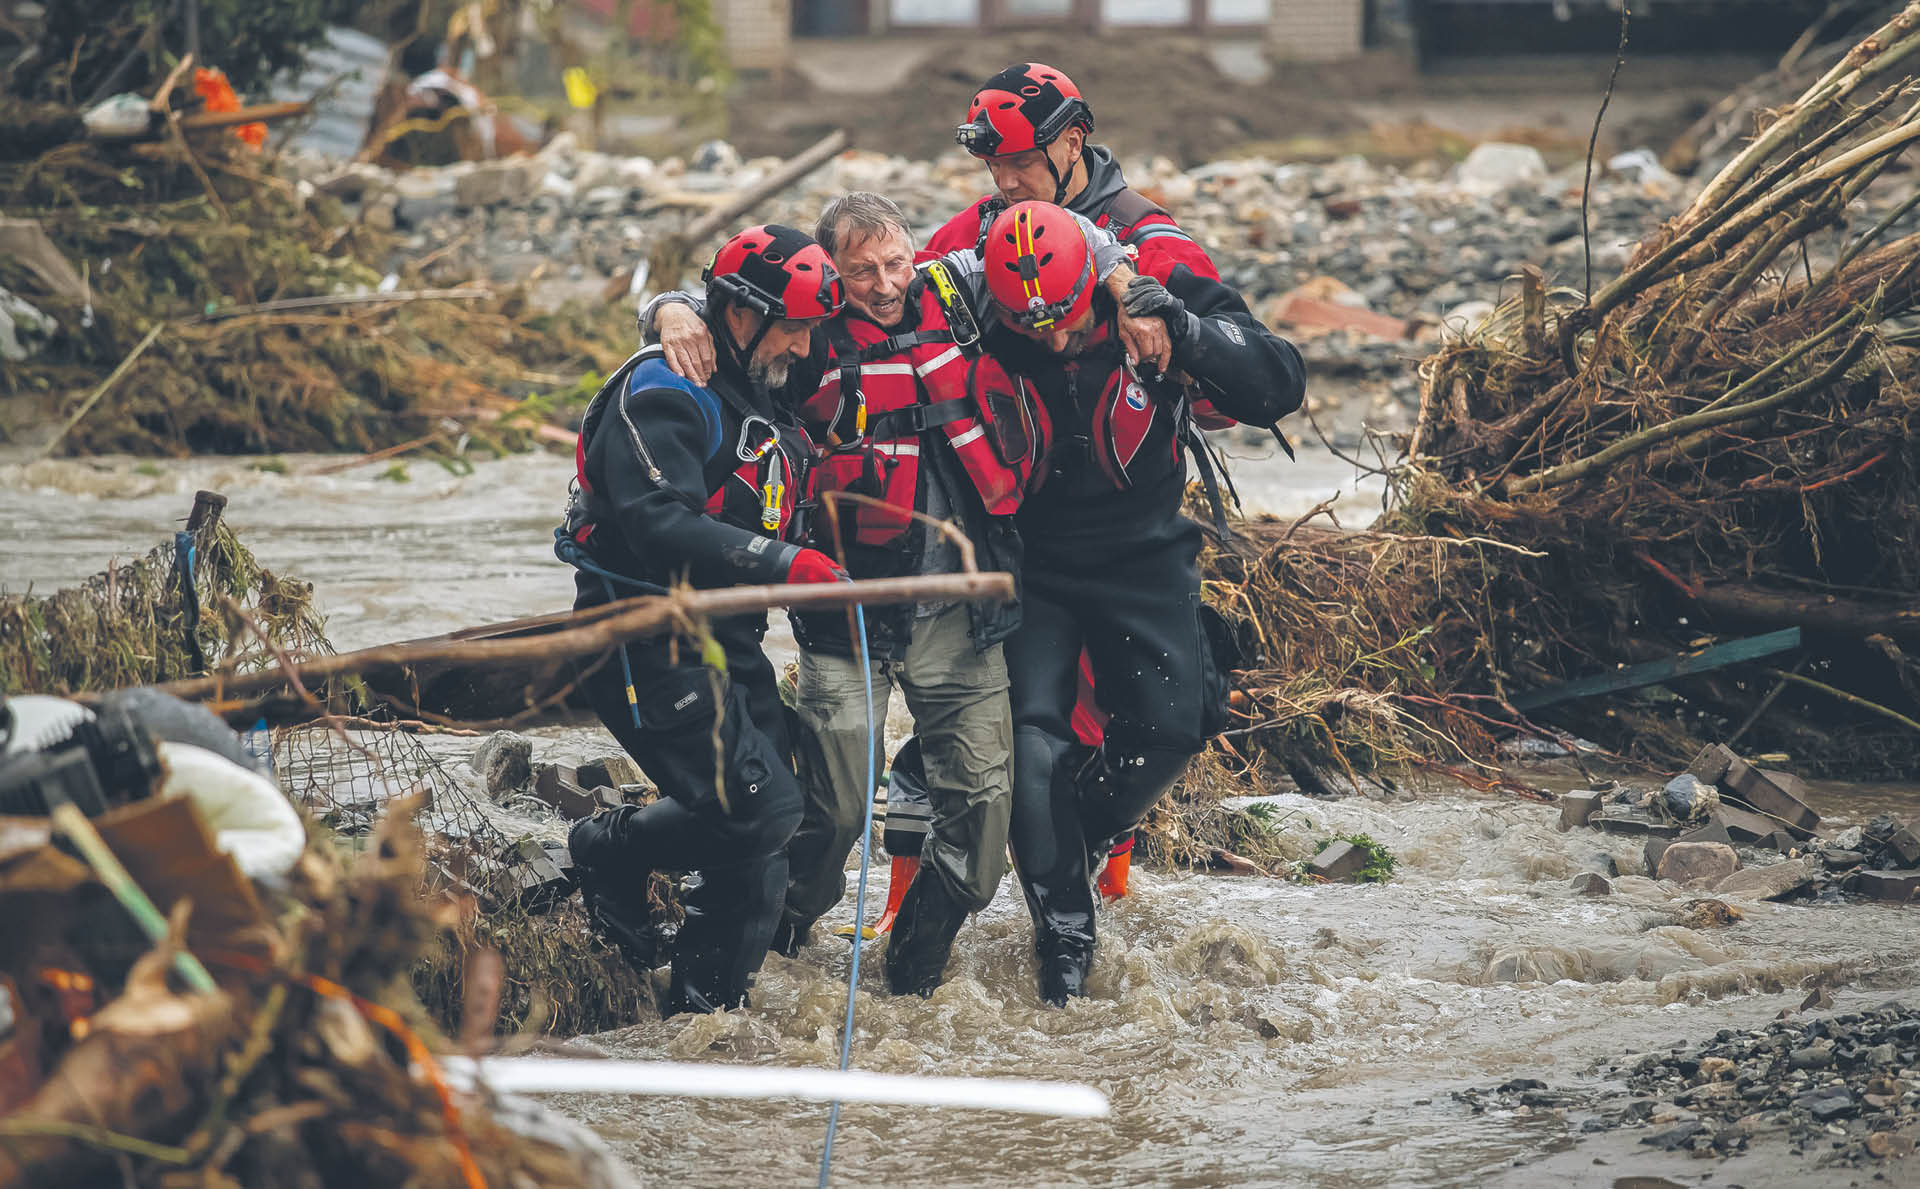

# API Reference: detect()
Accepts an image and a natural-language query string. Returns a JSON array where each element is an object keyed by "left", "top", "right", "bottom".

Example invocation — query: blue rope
[{"left": 818, "top": 600, "right": 875, "bottom": 1188}]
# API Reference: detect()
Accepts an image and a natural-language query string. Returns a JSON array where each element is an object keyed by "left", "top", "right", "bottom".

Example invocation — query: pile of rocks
[
  {"left": 1456, "top": 1004, "right": 1920, "bottom": 1168},
  {"left": 285, "top": 137, "right": 1760, "bottom": 425},
  {"left": 1595, "top": 1002, "right": 1920, "bottom": 1165},
  {"left": 289, "top": 135, "right": 1920, "bottom": 427}
]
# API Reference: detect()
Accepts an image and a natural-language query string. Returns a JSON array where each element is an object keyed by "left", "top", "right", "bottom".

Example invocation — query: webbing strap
[
  {"left": 849, "top": 328, "right": 955, "bottom": 364},
  {"left": 865, "top": 400, "right": 971, "bottom": 439}
]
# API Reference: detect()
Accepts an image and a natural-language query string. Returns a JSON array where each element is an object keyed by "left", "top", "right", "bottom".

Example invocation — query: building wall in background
[
  {"left": 1269, "top": 0, "right": 1364, "bottom": 61},
  {"left": 879, "top": 0, "right": 1280, "bottom": 32},
  {"left": 720, "top": 0, "right": 794, "bottom": 67}
]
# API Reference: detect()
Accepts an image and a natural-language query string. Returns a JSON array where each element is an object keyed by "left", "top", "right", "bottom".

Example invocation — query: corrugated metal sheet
[{"left": 264, "top": 27, "right": 391, "bottom": 160}]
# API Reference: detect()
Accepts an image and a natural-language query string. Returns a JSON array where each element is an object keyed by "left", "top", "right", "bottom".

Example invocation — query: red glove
[{"left": 785, "top": 548, "right": 847, "bottom": 585}]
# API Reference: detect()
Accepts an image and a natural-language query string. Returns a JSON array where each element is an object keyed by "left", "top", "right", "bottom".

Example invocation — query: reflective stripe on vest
[{"left": 804, "top": 284, "right": 1043, "bottom": 547}]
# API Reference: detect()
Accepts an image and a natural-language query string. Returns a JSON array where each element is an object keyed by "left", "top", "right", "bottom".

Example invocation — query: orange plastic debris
[{"left": 192, "top": 67, "right": 266, "bottom": 150}]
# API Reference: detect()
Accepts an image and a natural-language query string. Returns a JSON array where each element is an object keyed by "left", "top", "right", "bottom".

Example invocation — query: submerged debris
[{"left": 0, "top": 491, "right": 325, "bottom": 696}]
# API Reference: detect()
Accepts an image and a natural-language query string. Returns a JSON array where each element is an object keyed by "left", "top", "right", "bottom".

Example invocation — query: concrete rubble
[
  {"left": 1556, "top": 743, "right": 1920, "bottom": 905},
  {"left": 276, "top": 138, "right": 1740, "bottom": 430}
]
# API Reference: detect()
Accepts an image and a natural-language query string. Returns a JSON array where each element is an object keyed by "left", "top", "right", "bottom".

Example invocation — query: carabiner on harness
[{"left": 737, "top": 416, "right": 785, "bottom": 532}]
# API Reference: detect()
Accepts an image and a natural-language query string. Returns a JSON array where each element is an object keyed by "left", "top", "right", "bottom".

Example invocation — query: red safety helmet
[
  {"left": 955, "top": 62, "right": 1094, "bottom": 159},
  {"left": 703, "top": 224, "right": 845, "bottom": 321},
  {"left": 982, "top": 201, "right": 1095, "bottom": 334}
]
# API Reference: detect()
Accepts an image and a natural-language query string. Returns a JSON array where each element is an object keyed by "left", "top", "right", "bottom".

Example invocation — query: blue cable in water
[{"left": 818, "top": 600, "right": 875, "bottom": 1188}]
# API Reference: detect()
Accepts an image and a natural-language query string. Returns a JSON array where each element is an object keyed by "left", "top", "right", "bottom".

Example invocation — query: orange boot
[
  {"left": 874, "top": 854, "right": 921, "bottom": 933},
  {"left": 1096, "top": 835, "right": 1133, "bottom": 900},
  {"left": 834, "top": 855, "right": 921, "bottom": 940}
]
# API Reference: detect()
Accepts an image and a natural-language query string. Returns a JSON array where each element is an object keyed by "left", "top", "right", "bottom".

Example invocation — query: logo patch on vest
[
  {"left": 1215, "top": 318, "right": 1244, "bottom": 346},
  {"left": 1124, "top": 381, "right": 1148, "bottom": 411},
  {"left": 673, "top": 691, "right": 698, "bottom": 711}
]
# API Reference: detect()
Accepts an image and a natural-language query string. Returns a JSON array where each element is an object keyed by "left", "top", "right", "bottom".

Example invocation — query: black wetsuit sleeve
[
  {"left": 1165, "top": 266, "right": 1307, "bottom": 425},
  {"left": 590, "top": 383, "right": 800, "bottom": 586}
]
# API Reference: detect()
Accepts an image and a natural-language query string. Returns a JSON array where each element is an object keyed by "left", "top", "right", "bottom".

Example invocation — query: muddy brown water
[{"left": 6, "top": 446, "right": 1919, "bottom": 1188}]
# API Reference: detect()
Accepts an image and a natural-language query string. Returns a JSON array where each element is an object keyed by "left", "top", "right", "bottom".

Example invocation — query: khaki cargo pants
[{"left": 782, "top": 603, "right": 1012, "bottom": 930}]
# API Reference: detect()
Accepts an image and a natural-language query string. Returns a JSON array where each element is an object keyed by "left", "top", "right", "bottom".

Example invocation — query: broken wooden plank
[
  {"left": 1510, "top": 628, "right": 1802, "bottom": 712},
  {"left": 177, "top": 100, "right": 311, "bottom": 133}
]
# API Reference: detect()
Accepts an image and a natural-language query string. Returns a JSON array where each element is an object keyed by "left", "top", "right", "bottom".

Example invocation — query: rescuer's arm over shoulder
[
  {"left": 589, "top": 378, "right": 801, "bottom": 586},
  {"left": 1138, "top": 267, "right": 1306, "bottom": 425},
  {"left": 637, "top": 290, "right": 715, "bottom": 385}
]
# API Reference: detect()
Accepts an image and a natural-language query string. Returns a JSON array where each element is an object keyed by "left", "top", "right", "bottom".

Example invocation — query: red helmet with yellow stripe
[{"left": 982, "top": 201, "right": 1095, "bottom": 333}]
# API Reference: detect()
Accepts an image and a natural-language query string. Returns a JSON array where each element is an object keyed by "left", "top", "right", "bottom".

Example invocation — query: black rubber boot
[
  {"left": 1037, "top": 930, "right": 1094, "bottom": 1007},
  {"left": 580, "top": 876, "right": 659, "bottom": 973},
  {"left": 884, "top": 871, "right": 971, "bottom": 997},
  {"left": 568, "top": 810, "right": 659, "bottom": 974},
  {"left": 768, "top": 917, "right": 811, "bottom": 958},
  {"left": 664, "top": 965, "right": 724, "bottom": 1017},
  {"left": 1009, "top": 728, "right": 1098, "bottom": 1007}
]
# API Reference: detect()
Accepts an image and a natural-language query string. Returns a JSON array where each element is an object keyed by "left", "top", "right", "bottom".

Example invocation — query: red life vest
[{"left": 802, "top": 275, "right": 1046, "bottom": 549}]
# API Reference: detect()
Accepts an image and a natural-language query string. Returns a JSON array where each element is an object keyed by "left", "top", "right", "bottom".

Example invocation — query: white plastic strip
[
  {"left": 859, "top": 363, "right": 916, "bottom": 377},
  {"left": 442, "top": 1057, "right": 1109, "bottom": 1119},
  {"left": 946, "top": 425, "right": 985, "bottom": 448}
]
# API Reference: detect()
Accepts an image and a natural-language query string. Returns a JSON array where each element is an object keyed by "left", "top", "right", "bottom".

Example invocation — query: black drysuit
[
  {"left": 563, "top": 340, "right": 809, "bottom": 1015},
  {"left": 989, "top": 270, "right": 1306, "bottom": 1004}
]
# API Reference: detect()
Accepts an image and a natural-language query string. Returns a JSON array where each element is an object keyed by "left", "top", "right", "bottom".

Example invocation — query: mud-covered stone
[
  {"left": 470, "top": 731, "right": 533, "bottom": 797},
  {"left": 1309, "top": 840, "right": 1366, "bottom": 882},
  {"left": 1714, "top": 858, "right": 1815, "bottom": 901},
  {"left": 1658, "top": 841, "right": 1739, "bottom": 886}
]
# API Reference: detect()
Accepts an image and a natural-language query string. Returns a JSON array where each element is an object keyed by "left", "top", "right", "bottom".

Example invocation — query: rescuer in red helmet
[
  {"left": 560, "top": 224, "right": 848, "bottom": 1016},
  {"left": 933, "top": 61, "right": 1267, "bottom": 904},
  {"left": 638, "top": 200, "right": 1136, "bottom": 996},
  {"left": 930, "top": 62, "right": 1222, "bottom": 292},
  {"left": 979, "top": 202, "right": 1306, "bottom": 1006}
]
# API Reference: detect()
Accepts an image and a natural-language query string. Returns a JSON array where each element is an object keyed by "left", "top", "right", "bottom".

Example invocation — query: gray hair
[{"left": 815, "top": 192, "right": 913, "bottom": 258}]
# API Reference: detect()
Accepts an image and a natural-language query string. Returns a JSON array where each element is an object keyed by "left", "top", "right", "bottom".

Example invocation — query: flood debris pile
[
  {"left": 1191, "top": 8, "right": 1920, "bottom": 791},
  {"left": 0, "top": 89, "right": 627, "bottom": 457},
  {"left": 1399, "top": 6, "right": 1920, "bottom": 776},
  {"left": 0, "top": 791, "right": 628, "bottom": 1188},
  {"left": 0, "top": 492, "right": 324, "bottom": 696},
  {"left": 274, "top": 722, "right": 658, "bottom": 1038}
]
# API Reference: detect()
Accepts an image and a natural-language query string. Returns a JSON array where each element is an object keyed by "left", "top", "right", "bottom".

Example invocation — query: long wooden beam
[{"left": 153, "top": 572, "right": 1013, "bottom": 706}]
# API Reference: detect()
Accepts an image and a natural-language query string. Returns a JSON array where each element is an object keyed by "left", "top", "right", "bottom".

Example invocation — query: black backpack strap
[
  {"left": 1269, "top": 423, "right": 1297, "bottom": 461},
  {"left": 1177, "top": 396, "right": 1241, "bottom": 544},
  {"left": 1103, "top": 187, "right": 1196, "bottom": 248}
]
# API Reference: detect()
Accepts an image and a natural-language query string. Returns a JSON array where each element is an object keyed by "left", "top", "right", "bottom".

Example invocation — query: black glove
[{"left": 1122, "top": 275, "right": 1192, "bottom": 345}]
